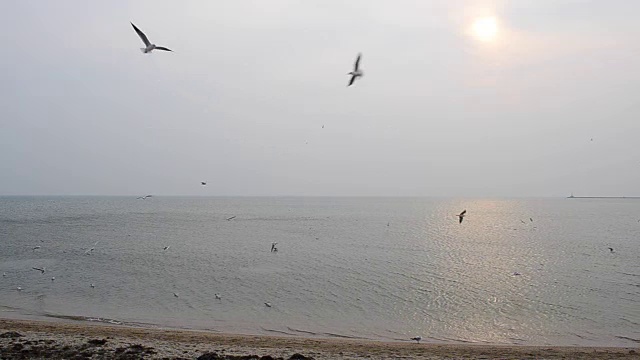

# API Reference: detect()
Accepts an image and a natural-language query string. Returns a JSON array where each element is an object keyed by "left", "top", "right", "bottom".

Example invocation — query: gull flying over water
[
  {"left": 347, "top": 53, "right": 363, "bottom": 86},
  {"left": 32, "top": 246, "right": 41, "bottom": 251},
  {"left": 90, "top": 283, "right": 95, "bottom": 288},
  {"left": 131, "top": 22, "right": 172, "bottom": 54},
  {"left": 32, "top": 267, "right": 46, "bottom": 274},
  {"left": 163, "top": 246, "right": 171, "bottom": 251},
  {"left": 410, "top": 336, "right": 422, "bottom": 343},
  {"left": 264, "top": 302, "right": 272, "bottom": 308},
  {"left": 2, "top": 272, "right": 6, "bottom": 277},
  {"left": 608, "top": 247, "right": 614, "bottom": 253},
  {"left": 173, "top": 292, "right": 179, "bottom": 298},
  {"left": 215, "top": 294, "right": 221, "bottom": 300},
  {"left": 457, "top": 210, "right": 466, "bottom": 224},
  {"left": 51, "top": 277, "right": 55, "bottom": 281},
  {"left": 16, "top": 286, "right": 23, "bottom": 292},
  {"left": 201, "top": 181, "right": 207, "bottom": 186},
  {"left": 137, "top": 195, "right": 152, "bottom": 200},
  {"left": 84, "top": 241, "right": 100, "bottom": 255},
  {"left": 226, "top": 216, "right": 236, "bottom": 221},
  {"left": 271, "top": 242, "right": 278, "bottom": 252}
]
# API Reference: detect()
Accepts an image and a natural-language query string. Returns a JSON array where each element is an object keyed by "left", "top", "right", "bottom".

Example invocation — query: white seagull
[
  {"left": 264, "top": 302, "right": 272, "bottom": 308},
  {"left": 16, "top": 286, "right": 23, "bottom": 292},
  {"left": 347, "top": 53, "right": 363, "bottom": 86},
  {"left": 32, "top": 267, "right": 46, "bottom": 274},
  {"left": 163, "top": 246, "right": 171, "bottom": 251},
  {"left": 51, "top": 277, "right": 55, "bottom": 281},
  {"left": 90, "top": 283, "right": 95, "bottom": 288},
  {"left": 131, "top": 22, "right": 172, "bottom": 54},
  {"left": 271, "top": 242, "right": 278, "bottom": 253},
  {"left": 32, "top": 246, "right": 41, "bottom": 251},
  {"left": 215, "top": 294, "right": 221, "bottom": 300},
  {"left": 226, "top": 216, "right": 237, "bottom": 221},
  {"left": 410, "top": 336, "right": 422, "bottom": 343},
  {"left": 173, "top": 292, "right": 179, "bottom": 298},
  {"left": 137, "top": 195, "right": 152, "bottom": 199},
  {"left": 2, "top": 272, "right": 6, "bottom": 277}
]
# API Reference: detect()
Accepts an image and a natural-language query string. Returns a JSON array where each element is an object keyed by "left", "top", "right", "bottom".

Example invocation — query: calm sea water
[{"left": 0, "top": 196, "right": 638, "bottom": 346}]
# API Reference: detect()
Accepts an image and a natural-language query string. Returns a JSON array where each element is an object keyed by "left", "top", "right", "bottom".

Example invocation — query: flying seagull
[
  {"left": 137, "top": 195, "right": 152, "bottom": 200},
  {"left": 226, "top": 216, "right": 236, "bottom": 221},
  {"left": 32, "top": 267, "right": 46, "bottom": 274},
  {"left": 51, "top": 277, "right": 55, "bottom": 281},
  {"left": 271, "top": 242, "right": 278, "bottom": 252},
  {"left": 90, "top": 283, "right": 95, "bottom": 288},
  {"left": 32, "top": 246, "right": 41, "bottom": 251},
  {"left": 410, "top": 336, "right": 422, "bottom": 343},
  {"left": 608, "top": 247, "right": 614, "bottom": 253},
  {"left": 457, "top": 210, "right": 466, "bottom": 224},
  {"left": 347, "top": 53, "right": 363, "bottom": 86},
  {"left": 173, "top": 292, "right": 179, "bottom": 298},
  {"left": 520, "top": 220, "right": 526, "bottom": 224},
  {"left": 264, "top": 302, "right": 272, "bottom": 308},
  {"left": 84, "top": 241, "right": 100, "bottom": 255},
  {"left": 201, "top": 181, "right": 207, "bottom": 186},
  {"left": 530, "top": 217, "right": 533, "bottom": 222},
  {"left": 163, "top": 246, "right": 171, "bottom": 251},
  {"left": 130, "top": 22, "right": 172, "bottom": 53},
  {"left": 2, "top": 272, "right": 6, "bottom": 277},
  {"left": 215, "top": 294, "right": 221, "bottom": 300},
  {"left": 16, "top": 286, "right": 23, "bottom": 292}
]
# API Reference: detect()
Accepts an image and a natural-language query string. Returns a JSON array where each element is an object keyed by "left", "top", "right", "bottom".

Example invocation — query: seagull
[
  {"left": 530, "top": 218, "right": 533, "bottom": 222},
  {"left": 51, "top": 277, "right": 55, "bottom": 281},
  {"left": 84, "top": 241, "right": 100, "bottom": 255},
  {"left": 264, "top": 302, "right": 272, "bottom": 308},
  {"left": 90, "top": 283, "right": 95, "bottom": 288},
  {"left": 513, "top": 272, "right": 521, "bottom": 276},
  {"left": 2, "top": 272, "right": 6, "bottom": 277},
  {"left": 215, "top": 294, "right": 221, "bottom": 300},
  {"left": 32, "top": 246, "right": 41, "bottom": 251},
  {"left": 32, "top": 267, "right": 46, "bottom": 274},
  {"left": 347, "top": 53, "right": 363, "bottom": 86},
  {"left": 201, "top": 181, "right": 207, "bottom": 186},
  {"left": 520, "top": 220, "right": 526, "bottom": 224},
  {"left": 137, "top": 195, "right": 152, "bottom": 200},
  {"left": 271, "top": 242, "right": 278, "bottom": 252},
  {"left": 130, "top": 22, "right": 172, "bottom": 54},
  {"left": 410, "top": 336, "right": 422, "bottom": 343},
  {"left": 322, "top": 125, "right": 325, "bottom": 129},
  {"left": 457, "top": 210, "right": 466, "bottom": 224},
  {"left": 226, "top": 216, "right": 236, "bottom": 221},
  {"left": 608, "top": 247, "right": 614, "bottom": 253},
  {"left": 16, "top": 286, "right": 23, "bottom": 292},
  {"left": 163, "top": 246, "right": 171, "bottom": 251},
  {"left": 173, "top": 292, "right": 179, "bottom": 298}
]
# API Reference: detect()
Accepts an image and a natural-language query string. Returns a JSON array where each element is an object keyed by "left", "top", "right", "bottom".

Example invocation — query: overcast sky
[{"left": 1, "top": 0, "right": 639, "bottom": 197}]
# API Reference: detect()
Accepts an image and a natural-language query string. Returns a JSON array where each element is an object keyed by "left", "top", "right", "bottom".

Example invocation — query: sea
[{"left": 0, "top": 196, "right": 638, "bottom": 347}]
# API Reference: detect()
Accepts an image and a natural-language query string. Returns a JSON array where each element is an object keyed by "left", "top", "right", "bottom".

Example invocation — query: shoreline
[{"left": 1, "top": 318, "right": 638, "bottom": 359}]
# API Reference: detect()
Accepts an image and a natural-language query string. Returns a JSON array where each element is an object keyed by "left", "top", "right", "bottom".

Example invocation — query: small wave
[
  {"left": 260, "top": 327, "right": 297, "bottom": 336},
  {"left": 286, "top": 327, "right": 319, "bottom": 336},
  {"left": 615, "top": 336, "right": 640, "bottom": 344},
  {"left": 43, "top": 313, "right": 124, "bottom": 326},
  {"left": 322, "top": 332, "right": 367, "bottom": 340}
]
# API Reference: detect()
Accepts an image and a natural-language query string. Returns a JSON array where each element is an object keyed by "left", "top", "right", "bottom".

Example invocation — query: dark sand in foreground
[{"left": 0, "top": 318, "right": 638, "bottom": 359}]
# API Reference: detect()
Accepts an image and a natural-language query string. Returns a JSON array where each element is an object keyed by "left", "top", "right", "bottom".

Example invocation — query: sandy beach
[{"left": 0, "top": 318, "right": 637, "bottom": 359}]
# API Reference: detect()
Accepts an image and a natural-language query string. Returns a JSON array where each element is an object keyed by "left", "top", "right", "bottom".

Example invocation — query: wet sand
[{"left": 0, "top": 318, "right": 637, "bottom": 359}]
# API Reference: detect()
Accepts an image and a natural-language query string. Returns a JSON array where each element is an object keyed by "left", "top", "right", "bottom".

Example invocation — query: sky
[{"left": 1, "top": 0, "right": 639, "bottom": 197}]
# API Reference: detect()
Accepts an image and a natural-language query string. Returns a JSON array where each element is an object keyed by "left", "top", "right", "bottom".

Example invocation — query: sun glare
[{"left": 472, "top": 17, "right": 498, "bottom": 42}]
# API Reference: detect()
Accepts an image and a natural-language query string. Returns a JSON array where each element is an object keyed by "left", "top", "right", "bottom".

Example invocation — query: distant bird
[
  {"left": 530, "top": 218, "right": 533, "bottom": 222},
  {"left": 163, "top": 246, "right": 171, "bottom": 251},
  {"left": 410, "top": 336, "right": 422, "bottom": 343},
  {"left": 347, "top": 53, "right": 363, "bottom": 86},
  {"left": 608, "top": 247, "right": 614, "bottom": 253},
  {"left": 387, "top": 222, "right": 390, "bottom": 227},
  {"left": 2, "top": 272, "right": 6, "bottom": 277},
  {"left": 215, "top": 294, "right": 221, "bottom": 300},
  {"left": 32, "top": 246, "right": 41, "bottom": 251},
  {"left": 271, "top": 242, "right": 278, "bottom": 252},
  {"left": 84, "top": 241, "right": 100, "bottom": 255},
  {"left": 226, "top": 216, "right": 236, "bottom": 221},
  {"left": 513, "top": 272, "right": 521, "bottom": 276},
  {"left": 457, "top": 210, "right": 466, "bottom": 224},
  {"left": 322, "top": 125, "right": 325, "bottom": 129},
  {"left": 520, "top": 220, "right": 526, "bottom": 224},
  {"left": 16, "top": 286, "right": 23, "bottom": 292},
  {"left": 51, "top": 277, "right": 55, "bottom": 281},
  {"left": 174, "top": 292, "right": 179, "bottom": 297},
  {"left": 137, "top": 195, "right": 152, "bottom": 200},
  {"left": 590, "top": 138, "right": 594, "bottom": 142},
  {"left": 130, "top": 22, "right": 172, "bottom": 54},
  {"left": 201, "top": 181, "right": 207, "bottom": 186},
  {"left": 90, "top": 283, "right": 95, "bottom": 288},
  {"left": 32, "top": 267, "right": 46, "bottom": 274},
  {"left": 264, "top": 302, "right": 272, "bottom": 308}
]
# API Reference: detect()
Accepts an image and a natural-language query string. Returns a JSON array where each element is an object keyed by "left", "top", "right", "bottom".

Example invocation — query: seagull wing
[
  {"left": 348, "top": 75, "right": 357, "bottom": 86},
  {"left": 354, "top": 53, "right": 361, "bottom": 71},
  {"left": 131, "top": 22, "right": 151, "bottom": 47},
  {"left": 459, "top": 216, "right": 463, "bottom": 224},
  {"left": 154, "top": 46, "right": 172, "bottom": 52},
  {"left": 460, "top": 210, "right": 466, "bottom": 216}
]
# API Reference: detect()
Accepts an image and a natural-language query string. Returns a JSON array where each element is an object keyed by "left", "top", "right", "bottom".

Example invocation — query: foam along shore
[{"left": 0, "top": 319, "right": 637, "bottom": 359}]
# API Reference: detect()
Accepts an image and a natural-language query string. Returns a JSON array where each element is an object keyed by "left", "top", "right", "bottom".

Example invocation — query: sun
[{"left": 472, "top": 17, "right": 498, "bottom": 42}]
